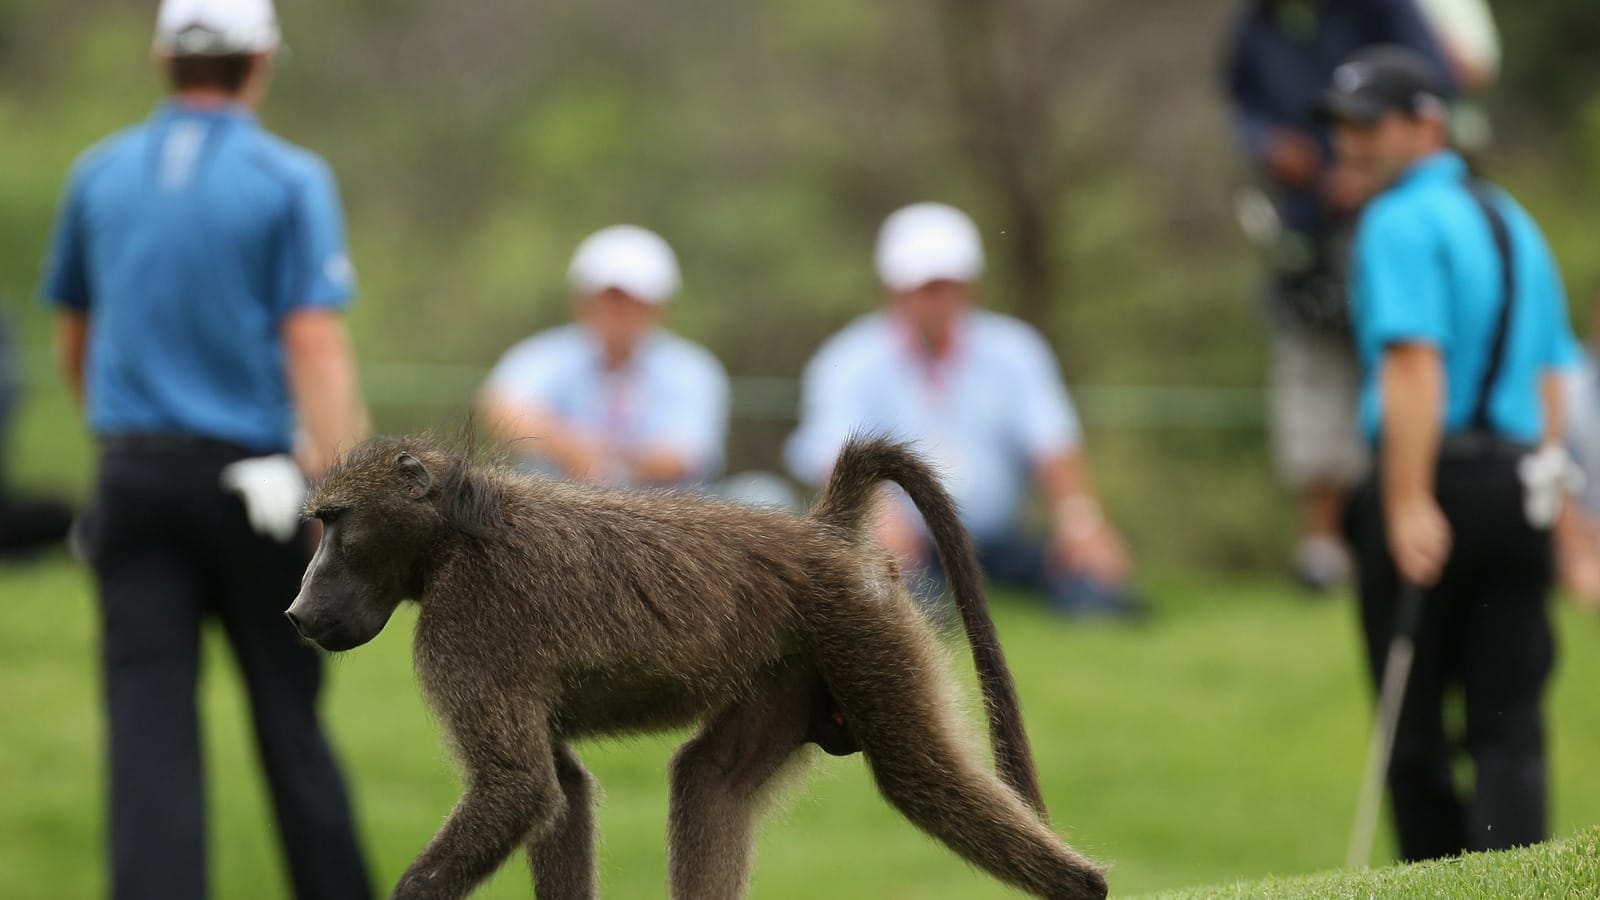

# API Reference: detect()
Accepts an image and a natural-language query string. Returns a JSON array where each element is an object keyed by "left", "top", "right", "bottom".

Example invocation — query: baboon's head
[{"left": 286, "top": 437, "right": 486, "bottom": 651}]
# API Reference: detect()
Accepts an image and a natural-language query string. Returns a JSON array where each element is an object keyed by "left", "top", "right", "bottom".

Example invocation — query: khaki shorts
[{"left": 1270, "top": 331, "right": 1369, "bottom": 489}]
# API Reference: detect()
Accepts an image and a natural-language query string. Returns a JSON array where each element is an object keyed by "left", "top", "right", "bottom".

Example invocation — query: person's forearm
[
  {"left": 55, "top": 311, "right": 89, "bottom": 411},
  {"left": 621, "top": 446, "right": 693, "bottom": 486},
  {"left": 1380, "top": 345, "right": 1445, "bottom": 514},
  {"left": 1037, "top": 447, "right": 1131, "bottom": 582},
  {"left": 1035, "top": 450, "right": 1093, "bottom": 505},
  {"left": 478, "top": 393, "right": 548, "bottom": 448},
  {"left": 477, "top": 395, "right": 594, "bottom": 476},
  {"left": 1036, "top": 450, "right": 1102, "bottom": 534},
  {"left": 284, "top": 311, "right": 367, "bottom": 478},
  {"left": 1541, "top": 370, "right": 1565, "bottom": 447},
  {"left": 1556, "top": 502, "right": 1590, "bottom": 551}
]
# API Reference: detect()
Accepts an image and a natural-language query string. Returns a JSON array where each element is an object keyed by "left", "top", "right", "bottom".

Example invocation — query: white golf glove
[
  {"left": 1518, "top": 444, "right": 1586, "bottom": 530},
  {"left": 220, "top": 454, "right": 308, "bottom": 543}
]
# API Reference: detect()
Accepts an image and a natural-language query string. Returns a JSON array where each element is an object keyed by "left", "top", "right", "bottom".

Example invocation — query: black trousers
[
  {"left": 0, "top": 493, "right": 73, "bottom": 557},
  {"left": 84, "top": 438, "right": 372, "bottom": 900},
  {"left": 1346, "top": 444, "right": 1554, "bottom": 861}
]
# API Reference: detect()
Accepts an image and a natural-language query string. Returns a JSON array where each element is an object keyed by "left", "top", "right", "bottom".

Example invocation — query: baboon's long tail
[{"left": 812, "top": 435, "right": 1048, "bottom": 818}]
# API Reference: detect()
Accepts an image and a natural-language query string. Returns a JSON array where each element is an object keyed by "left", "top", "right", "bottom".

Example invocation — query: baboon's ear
[{"left": 397, "top": 452, "right": 432, "bottom": 499}]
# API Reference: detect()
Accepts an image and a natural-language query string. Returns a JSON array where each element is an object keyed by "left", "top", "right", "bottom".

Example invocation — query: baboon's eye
[{"left": 317, "top": 508, "right": 346, "bottom": 524}]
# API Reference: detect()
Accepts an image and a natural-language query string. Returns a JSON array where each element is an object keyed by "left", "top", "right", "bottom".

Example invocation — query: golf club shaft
[{"left": 1346, "top": 581, "right": 1426, "bottom": 869}]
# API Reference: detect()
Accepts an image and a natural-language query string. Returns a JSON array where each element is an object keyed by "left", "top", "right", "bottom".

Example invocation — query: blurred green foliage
[
  {"left": 2, "top": 0, "right": 1598, "bottom": 576},
  {"left": 1497, "top": 0, "right": 1600, "bottom": 121}
]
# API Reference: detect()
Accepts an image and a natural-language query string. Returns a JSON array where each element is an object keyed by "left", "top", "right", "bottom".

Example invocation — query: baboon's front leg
[
  {"left": 392, "top": 707, "right": 562, "bottom": 900},
  {"left": 668, "top": 665, "right": 814, "bottom": 900},
  {"left": 527, "top": 743, "right": 596, "bottom": 899}
]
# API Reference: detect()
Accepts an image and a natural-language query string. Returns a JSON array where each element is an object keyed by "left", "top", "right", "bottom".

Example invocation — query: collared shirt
[
  {"left": 785, "top": 309, "right": 1081, "bottom": 538},
  {"left": 40, "top": 100, "right": 355, "bottom": 453},
  {"left": 1350, "top": 151, "right": 1580, "bottom": 444},
  {"left": 1223, "top": 0, "right": 1452, "bottom": 236},
  {"left": 484, "top": 324, "right": 729, "bottom": 485}
]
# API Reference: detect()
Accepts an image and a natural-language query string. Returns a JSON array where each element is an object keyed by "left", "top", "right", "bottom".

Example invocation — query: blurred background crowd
[{"left": 4, "top": 0, "right": 1598, "bottom": 579}]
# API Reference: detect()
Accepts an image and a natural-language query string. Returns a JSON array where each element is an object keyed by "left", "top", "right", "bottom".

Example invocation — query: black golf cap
[{"left": 1318, "top": 44, "right": 1448, "bottom": 124}]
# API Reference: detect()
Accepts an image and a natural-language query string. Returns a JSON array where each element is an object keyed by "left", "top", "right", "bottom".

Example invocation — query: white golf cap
[
  {"left": 874, "top": 202, "right": 985, "bottom": 291},
  {"left": 568, "top": 225, "right": 682, "bottom": 305},
  {"left": 154, "top": 0, "right": 281, "bottom": 57}
]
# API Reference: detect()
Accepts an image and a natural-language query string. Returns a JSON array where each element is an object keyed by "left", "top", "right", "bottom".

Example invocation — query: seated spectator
[
  {"left": 785, "top": 202, "right": 1137, "bottom": 619},
  {"left": 478, "top": 225, "right": 729, "bottom": 488}
]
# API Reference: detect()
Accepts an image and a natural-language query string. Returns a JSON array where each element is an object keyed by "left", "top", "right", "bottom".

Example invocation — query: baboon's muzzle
[{"left": 284, "top": 593, "right": 373, "bottom": 652}]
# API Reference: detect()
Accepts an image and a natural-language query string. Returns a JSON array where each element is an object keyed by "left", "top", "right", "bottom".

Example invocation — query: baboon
[{"left": 286, "top": 434, "right": 1107, "bottom": 900}]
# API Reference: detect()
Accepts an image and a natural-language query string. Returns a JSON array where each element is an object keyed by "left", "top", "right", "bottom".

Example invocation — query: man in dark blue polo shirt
[
  {"left": 40, "top": 1, "right": 372, "bottom": 896},
  {"left": 1329, "top": 45, "right": 1580, "bottom": 861}
]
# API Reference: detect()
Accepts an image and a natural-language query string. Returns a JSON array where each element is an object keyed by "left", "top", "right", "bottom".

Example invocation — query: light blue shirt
[
  {"left": 485, "top": 324, "right": 729, "bottom": 484},
  {"left": 1562, "top": 356, "right": 1600, "bottom": 516},
  {"left": 40, "top": 101, "right": 355, "bottom": 453},
  {"left": 1350, "top": 151, "right": 1579, "bottom": 444},
  {"left": 785, "top": 309, "right": 1082, "bottom": 538}
]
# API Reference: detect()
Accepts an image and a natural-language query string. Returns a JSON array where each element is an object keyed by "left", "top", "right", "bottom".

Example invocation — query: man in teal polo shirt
[
  {"left": 40, "top": 1, "right": 372, "bottom": 896},
  {"left": 1328, "top": 45, "right": 1580, "bottom": 860}
]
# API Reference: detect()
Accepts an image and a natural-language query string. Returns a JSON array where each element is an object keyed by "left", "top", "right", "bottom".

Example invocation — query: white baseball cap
[
  {"left": 154, "top": 0, "right": 281, "bottom": 57},
  {"left": 568, "top": 225, "right": 682, "bottom": 305},
  {"left": 874, "top": 202, "right": 985, "bottom": 292}
]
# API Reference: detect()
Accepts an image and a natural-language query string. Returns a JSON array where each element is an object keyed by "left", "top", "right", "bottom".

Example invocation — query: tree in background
[{"left": 936, "top": 0, "right": 1066, "bottom": 329}]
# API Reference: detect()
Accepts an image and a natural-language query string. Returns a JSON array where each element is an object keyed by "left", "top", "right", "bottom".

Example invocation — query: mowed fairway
[{"left": 3, "top": 556, "right": 1600, "bottom": 899}]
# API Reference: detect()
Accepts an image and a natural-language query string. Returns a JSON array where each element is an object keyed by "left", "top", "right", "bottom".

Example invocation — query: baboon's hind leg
[
  {"left": 668, "top": 663, "right": 814, "bottom": 900},
  {"left": 526, "top": 742, "right": 596, "bottom": 899},
  {"left": 820, "top": 589, "right": 1109, "bottom": 899}
]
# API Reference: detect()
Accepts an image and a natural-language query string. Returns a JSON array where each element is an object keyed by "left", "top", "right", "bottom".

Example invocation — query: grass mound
[{"left": 1144, "top": 826, "right": 1600, "bottom": 899}]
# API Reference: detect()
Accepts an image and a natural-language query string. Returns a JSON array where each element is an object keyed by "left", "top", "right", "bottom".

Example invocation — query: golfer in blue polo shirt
[
  {"left": 1328, "top": 45, "right": 1580, "bottom": 862},
  {"left": 40, "top": 1, "right": 372, "bottom": 896}
]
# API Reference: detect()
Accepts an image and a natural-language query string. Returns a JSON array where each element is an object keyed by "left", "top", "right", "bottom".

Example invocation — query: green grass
[
  {"left": 1149, "top": 826, "right": 1600, "bottom": 899},
  {"left": 3, "top": 557, "right": 1599, "bottom": 899}
]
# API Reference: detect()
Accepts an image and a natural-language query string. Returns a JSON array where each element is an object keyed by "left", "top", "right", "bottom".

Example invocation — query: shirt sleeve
[
  {"left": 648, "top": 348, "right": 729, "bottom": 479},
  {"left": 39, "top": 172, "right": 91, "bottom": 311},
  {"left": 1222, "top": 22, "right": 1277, "bottom": 165},
  {"left": 1005, "top": 325, "right": 1083, "bottom": 461},
  {"left": 1550, "top": 332, "right": 1584, "bottom": 371},
  {"left": 1526, "top": 222, "right": 1583, "bottom": 371},
  {"left": 784, "top": 333, "right": 873, "bottom": 486},
  {"left": 281, "top": 158, "right": 356, "bottom": 315},
  {"left": 1353, "top": 203, "right": 1452, "bottom": 354},
  {"left": 484, "top": 337, "right": 566, "bottom": 411}
]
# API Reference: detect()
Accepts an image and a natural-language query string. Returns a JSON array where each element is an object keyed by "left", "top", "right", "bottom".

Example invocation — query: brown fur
[{"left": 286, "top": 434, "right": 1107, "bottom": 899}]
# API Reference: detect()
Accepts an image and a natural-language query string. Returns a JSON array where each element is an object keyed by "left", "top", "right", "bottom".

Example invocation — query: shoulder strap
[{"left": 1463, "top": 178, "right": 1515, "bottom": 433}]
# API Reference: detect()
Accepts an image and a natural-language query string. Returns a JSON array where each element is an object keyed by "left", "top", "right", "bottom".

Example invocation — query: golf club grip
[{"left": 1393, "top": 581, "right": 1425, "bottom": 640}]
